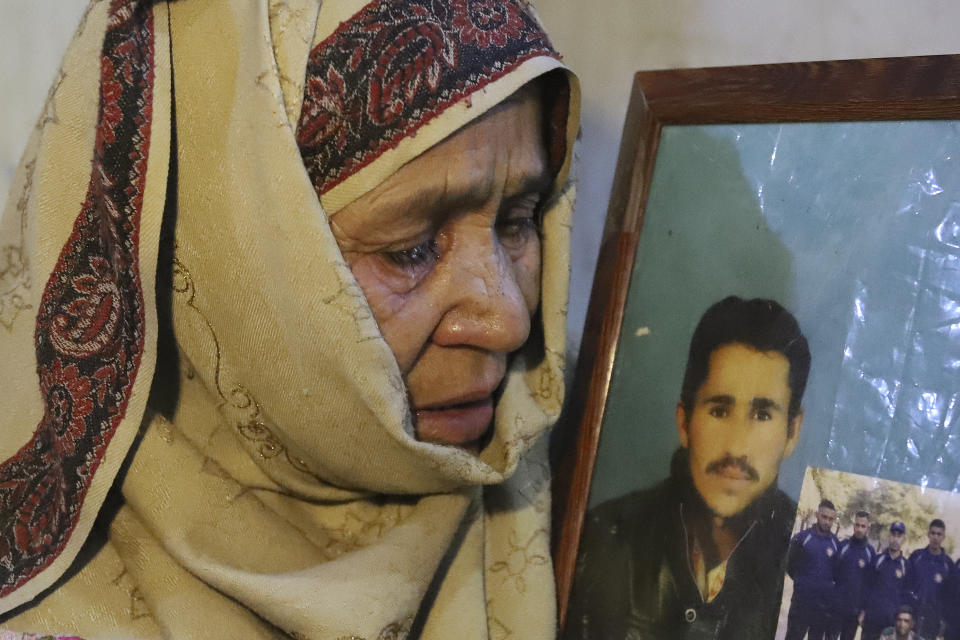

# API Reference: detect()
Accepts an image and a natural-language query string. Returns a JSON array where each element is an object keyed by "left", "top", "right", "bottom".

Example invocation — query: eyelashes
[
  {"left": 707, "top": 405, "right": 774, "bottom": 421},
  {"left": 380, "top": 194, "right": 544, "bottom": 280},
  {"left": 383, "top": 238, "right": 441, "bottom": 269},
  {"left": 497, "top": 215, "right": 540, "bottom": 249}
]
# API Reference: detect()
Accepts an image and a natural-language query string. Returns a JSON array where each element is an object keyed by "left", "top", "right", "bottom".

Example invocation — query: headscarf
[{"left": 0, "top": 0, "right": 578, "bottom": 638}]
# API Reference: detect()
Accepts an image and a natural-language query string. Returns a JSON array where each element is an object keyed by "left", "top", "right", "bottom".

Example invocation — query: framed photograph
[
  {"left": 777, "top": 467, "right": 960, "bottom": 640},
  {"left": 551, "top": 55, "right": 960, "bottom": 639}
]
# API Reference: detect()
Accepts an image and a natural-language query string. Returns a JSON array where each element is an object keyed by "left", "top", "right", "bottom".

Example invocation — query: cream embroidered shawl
[{"left": 0, "top": 0, "right": 579, "bottom": 638}]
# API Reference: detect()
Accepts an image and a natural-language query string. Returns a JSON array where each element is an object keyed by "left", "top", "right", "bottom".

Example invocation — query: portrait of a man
[{"left": 564, "top": 296, "right": 810, "bottom": 640}]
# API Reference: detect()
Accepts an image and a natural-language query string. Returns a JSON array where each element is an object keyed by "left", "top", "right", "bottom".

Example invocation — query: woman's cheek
[
  {"left": 513, "top": 238, "right": 542, "bottom": 312},
  {"left": 344, "top": 255, "right": 418, "bottom": 322}
]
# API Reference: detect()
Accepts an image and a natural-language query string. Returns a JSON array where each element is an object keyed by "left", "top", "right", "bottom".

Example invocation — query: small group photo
[{"left": 778, "top": 467, "right": 960, "bottom": 640}]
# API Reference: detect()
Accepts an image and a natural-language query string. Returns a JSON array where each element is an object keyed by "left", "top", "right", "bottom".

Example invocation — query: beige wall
[
  {"left": 2, "top": 1, "right": 959, "bottom": 358},
  {"left": 1, "top": 2, "right": 87, "bottom": 206}
]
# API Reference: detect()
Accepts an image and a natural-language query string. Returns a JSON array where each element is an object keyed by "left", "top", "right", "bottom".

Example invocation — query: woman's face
[{"left": 331, "top": 91, "right": 549, "bottom": 449}]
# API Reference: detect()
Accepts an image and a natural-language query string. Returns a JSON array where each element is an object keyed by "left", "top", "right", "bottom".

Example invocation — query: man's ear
[
  {"left": 784, "top": 408, "right": 804, "bottom": 458},
  {"left": 676, "top": 403, "right": 689, "bottom": 448}
]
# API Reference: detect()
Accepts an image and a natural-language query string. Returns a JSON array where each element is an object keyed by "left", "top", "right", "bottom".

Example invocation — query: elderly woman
[{"left": 0, "top": 0, "right": 578, "bottom": 638}]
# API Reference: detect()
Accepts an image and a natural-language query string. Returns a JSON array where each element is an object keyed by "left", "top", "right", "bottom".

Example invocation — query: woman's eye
[
  {"left": 383, "top": 239, "right": 440, "bottom": 269},
  {"left": 497, "top": 195, "right": 543, "bottom": 249},
  {"left": 498, "top": 216, "right": 539, "bottom": 242}
]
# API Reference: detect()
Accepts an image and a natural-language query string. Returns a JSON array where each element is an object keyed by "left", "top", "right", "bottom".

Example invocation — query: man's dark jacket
[
  {"left": 786, "top": 526, "right": 839, "bottom": 611},
  {"left": 834, "top": 536, "right": 876, "bottom": 619},
  {"left": 563, "top": 450, "right": 795, "bottom": 640}
]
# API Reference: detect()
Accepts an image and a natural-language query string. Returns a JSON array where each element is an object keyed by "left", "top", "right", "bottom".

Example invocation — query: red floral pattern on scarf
[
  {"left": 451, "top": 0, "right": 527, "bottom": 48},
  {"left": 299, "top": 67, "right": 360, "bottom": 153},
  {"left": 0, "top": 0, "right": 154, "bottom": 597},
  {"left": 366, "top": 16, "right": 458, "bottom": 126},
  {"left": 297, "top": 0, "right": 558, "bottom": 196},
  {"left": 40, "top": 361, "right": 94, "bottom": 458}
]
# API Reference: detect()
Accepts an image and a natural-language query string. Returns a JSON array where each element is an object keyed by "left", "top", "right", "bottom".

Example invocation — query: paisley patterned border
[
  {"left": 0, "top": 0, "right": 155, "bottom": 596},
  {"left": 296, "top": 0, "right": 559, "bottom": 195}
]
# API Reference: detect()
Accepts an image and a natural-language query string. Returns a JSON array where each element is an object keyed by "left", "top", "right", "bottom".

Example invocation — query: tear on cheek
[{"left": 515, "top": 262, "right": 541, "bottom": 312}]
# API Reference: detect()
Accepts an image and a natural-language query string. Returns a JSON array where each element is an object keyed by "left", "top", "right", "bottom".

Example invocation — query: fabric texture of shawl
[{"left": 0, "top": 0, "right": 579, "bottom": 638}]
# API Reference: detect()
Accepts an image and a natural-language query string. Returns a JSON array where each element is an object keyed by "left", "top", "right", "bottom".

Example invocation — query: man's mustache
[{"left": 704, "top": 454, "right": 759, "bottom": 482}]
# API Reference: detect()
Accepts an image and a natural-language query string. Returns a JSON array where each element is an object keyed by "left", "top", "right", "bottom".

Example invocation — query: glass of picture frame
[{"left": 552, "top": 55, "right": 960, "bottom": 640}]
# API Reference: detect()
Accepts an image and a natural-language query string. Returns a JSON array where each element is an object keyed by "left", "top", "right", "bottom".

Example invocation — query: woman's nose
[{"left": 431, "top": 236, "right": 534, "bottom": 354}]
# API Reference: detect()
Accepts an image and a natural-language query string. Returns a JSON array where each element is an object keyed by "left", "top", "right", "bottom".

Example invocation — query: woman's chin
[{"left": 414, "top": 397, "right": 494, "bottom": 449}]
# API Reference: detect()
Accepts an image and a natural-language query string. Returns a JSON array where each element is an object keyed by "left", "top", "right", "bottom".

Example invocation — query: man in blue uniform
[
  {"left": 905, "top": 519, "right": 951, "bottom": 640},
  {"left": 835, "top": 511, "right": 877, "bottom": 640},
  {"left": 785, "top": 499, "right": 840, "bottom": 640},
  {"left": 863, "top": 522, "right": 910, "bottom": 640},
  {"left": 946, "top": 557, "right": 960, "bottom": 640}
]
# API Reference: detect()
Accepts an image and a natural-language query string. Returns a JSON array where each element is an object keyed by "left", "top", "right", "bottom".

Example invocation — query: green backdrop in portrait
[{"left": 589, "top": 121, "right": 960, "bottom": 507}]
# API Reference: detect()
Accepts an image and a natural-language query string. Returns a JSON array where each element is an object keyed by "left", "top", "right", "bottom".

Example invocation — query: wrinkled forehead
[{"left": 291, "top": 0, "right": 568, "bottom": 215}]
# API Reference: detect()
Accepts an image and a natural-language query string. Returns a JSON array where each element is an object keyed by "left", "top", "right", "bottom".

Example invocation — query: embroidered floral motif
[
  {"left": 321, "top": 502, "right": 415, "bottom": 560},
  {"left": 40, "top": 360, "right": 94, "bottom": 458},
  {"left": 488, "top": 529, "right": 549, "bottom": 593},
  {"left": 110, "top": 569, "right": 154, "bottom": 621},
  {"left": 0, "top": 245, "right": 30, "bottom": 330},
  {"left": 232, "top": 391, "right": 311, "bottom": 473},
  {"left": 0, "top": 633, "right": 86, "bottom": 640},
  {"left": 451, "top": 0, "right": 527, "bottom": 48},
  {"left": 332, "top": 615, "right": 413, "bottom": 640},
  {"left": 487, "top": 611, "right": 514, "bottom": 640},
  {"left": 300, "top": 66, "right": 360, "bottom": 152},
  {"left": 296, "top": 0, "right": 557, "bottom": 195},
  {"left": 0, "top": 158, "right": 36, "bottom": 331},
  {"left": 376, "top": 615, "right": 413, "bottom": 640},
  {"left": 171, "top": 255, "right": 312, "bottom": 475},
  {"left": 0, "top": 0, "right": 155, "bottom": 597},
  {"left": 34, "top": 66, "right": 67, "bottom": 134},
  {"left": 364, "top": 16, "right": 458, "bottom": 127},
  {"left": 48, "top": 256, "right": 122, "bottom": 359}
]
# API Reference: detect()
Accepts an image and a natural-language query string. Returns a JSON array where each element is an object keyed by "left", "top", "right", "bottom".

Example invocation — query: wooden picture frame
[{"left": 551, "top": 54, "right": 960, "bottom": 633}]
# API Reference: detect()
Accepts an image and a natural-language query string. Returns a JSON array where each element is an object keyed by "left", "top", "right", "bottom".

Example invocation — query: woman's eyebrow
[{"left": 509, "top": 165, "right": 553, "bottom": 197}]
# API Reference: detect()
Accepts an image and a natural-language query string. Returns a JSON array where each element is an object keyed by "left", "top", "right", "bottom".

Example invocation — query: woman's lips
[{"left": 414, "top": 397, "right": 494, "bottom": 447}]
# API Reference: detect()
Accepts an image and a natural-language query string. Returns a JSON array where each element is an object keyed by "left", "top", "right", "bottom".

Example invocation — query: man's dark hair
[
  {"left": 818, "top": 499, "right": 835, "bottom": 511},
  {"left": 896, "top": 604, "right": 914, "bottom": 619},
  {"left": 855, "top": 510, "right": 870, "bottom": 519},
  {"left": 930, "top": 518, "right": 946, "bottom": 531},
  {"left": 680, "top": 296, "right": 811, "bottom": 426}
]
